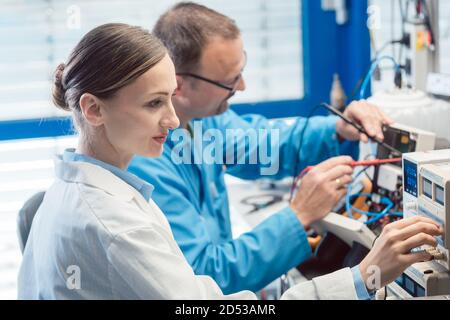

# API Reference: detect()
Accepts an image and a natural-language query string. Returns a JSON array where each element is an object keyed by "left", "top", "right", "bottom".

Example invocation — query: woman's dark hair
[{"left": 52, "top": 23, "right": 166, "bottom": 128}]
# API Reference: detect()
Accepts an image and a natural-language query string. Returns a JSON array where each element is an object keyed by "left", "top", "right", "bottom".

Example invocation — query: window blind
[{"left": 0, "top": 0, "right": 303, "bottom": 122}]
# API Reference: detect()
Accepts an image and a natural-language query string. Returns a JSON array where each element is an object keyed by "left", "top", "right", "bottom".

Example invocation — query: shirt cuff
[
  {"left": 351, "top": 265, "right": 372, "bottom": 300},
  {"left": 279, "top": 206, "right": 313, "bottom": 263}
]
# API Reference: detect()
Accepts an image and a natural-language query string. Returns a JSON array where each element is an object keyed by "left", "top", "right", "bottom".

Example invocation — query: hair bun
[{"left": 52, "top": 63, "right": 70, "bottom": 111}]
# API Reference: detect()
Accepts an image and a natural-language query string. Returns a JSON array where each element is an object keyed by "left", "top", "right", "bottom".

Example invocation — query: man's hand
[
  {"left": 290, "top": 156, "right": 353, "bottom": 228},
  {"left": 336, "top": 100, "right": 393, "bottom": 143}
]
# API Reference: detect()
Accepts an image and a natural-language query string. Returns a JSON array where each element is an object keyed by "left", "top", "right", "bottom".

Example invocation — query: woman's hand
[{"left": 359, "top": 216, "right": 444, "bottom": 292}]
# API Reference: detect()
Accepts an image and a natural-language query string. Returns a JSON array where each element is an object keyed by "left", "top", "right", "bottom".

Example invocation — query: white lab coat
[{"left": 18, "top": 157, "right": 358, "bottom": 299}]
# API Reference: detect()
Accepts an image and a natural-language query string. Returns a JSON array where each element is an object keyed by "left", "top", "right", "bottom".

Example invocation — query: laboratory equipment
[
  {"left": 415, "top": 162, "right": 450, "bottom": 266},
  {"left": 373, "top": 123, "right": 435, "bottom": 196},
  {"left": 353, "top": 123, "right": 435, "bottom": 231},
  {"left": 387, "top": 149, "right": 450, "bottom": 298},
  {"left": 313, "top": 212, "right": 376, "bottom": 250},
  {"left": 403, "top": 149, "right": 450, "bottom": 220}
]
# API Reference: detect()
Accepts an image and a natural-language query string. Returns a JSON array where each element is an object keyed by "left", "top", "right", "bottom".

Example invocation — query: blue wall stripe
[{"left": 0, "top": 117, "right": 75, "bottom": 141}]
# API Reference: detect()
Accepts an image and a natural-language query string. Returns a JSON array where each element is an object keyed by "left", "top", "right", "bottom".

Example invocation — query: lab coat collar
[
  {"left": 63, "top": 149, "right": 153, "bottom": 201},
  {"left": 54, "top": 155, "right": 139, "bottom": 202}
]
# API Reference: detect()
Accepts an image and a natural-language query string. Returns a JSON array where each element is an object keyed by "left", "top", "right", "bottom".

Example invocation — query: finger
[
  {"left": 366, "top": 105, "right": 390, "bottom": 139},
  {"left": 368, "top": 103, "right": 394, "bottom": 140},
  {"left": 401, "top": 251, "right": 433, "bottom": 266},
  {"left": 325, "top": 189, "right": 347, "bottom": 206},
  {"left": 384, "top": 216, "right": 442, "bottom": 232},
  {"left": 313, "top": 156, "right": 353, "bottom": 172},
  {"left": 374, "top": 121, "right": 384, "bottom": 141},
  {"left": 342, "top": 103, "right": 378, "bottom": 140},
  {"left": 365, "top": 114, "right": 384, "bottom": 141},
  {"left": 398, "top": 233, "right": 438, "bottom": 253},
  {"left": 359, "top": 132, "right": 369, "bottom": 143},
  {"left": 383, "top": 115, "right": 394, "bottom": 125},
  {"left": 335, "top": 188, "right": 348, "bottom": 200},
  {"left": 365, "top": 105, "right": 385, "bottom": 140},
  {"left": 358, "top": 116, "right": 378, "bottom": 139},
  {"left": 323, "top": 165, "right": 353, "bottom": 181},
  {"left": 326, "top": 188, "right": 348, "bottom": 206},
  {"left": 392, "top": 222, "right": 443, "bottom": 242},
  {"left": 325, "top": 174, "right": 353, "bottom": 190},
  {"left": 347, "top": 101, "right": 375, "bottom": 131},
  {"left": 353, "top": 103, "right": 385, "bottom": 140},
  {"left": 375, "top": 108, "right": 392, "bottom": 126},
  {"left": 339, "top": 123, "right": 360, "bottom": 140},
  {"left": 369, "top": 102, "right": 393, "bottom": 125},
  {"left": 335, "top": 175, "right": 353, "bottom": 188}
]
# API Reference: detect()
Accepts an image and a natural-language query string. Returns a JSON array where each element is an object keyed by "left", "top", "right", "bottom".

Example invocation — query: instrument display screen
[
  {"left": 436, "top": 185, "right": 445, "bottom": 205},
  {"left": 404, "top": 160, "right": 418, "bottom": 196},
  {"left": 423, "top": 177, "right": 432, "bottom": 199}
]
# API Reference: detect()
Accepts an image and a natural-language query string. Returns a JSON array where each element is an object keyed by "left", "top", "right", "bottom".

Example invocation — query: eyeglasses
[
  {"left": 176, "top": 72, "right": 242, "bottom": 93},
  {"left": 177, "top": 52, "right": 247, "bottom": 95}
]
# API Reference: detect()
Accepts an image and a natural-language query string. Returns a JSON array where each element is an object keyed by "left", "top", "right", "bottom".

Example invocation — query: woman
[{"left": 18, "top": 23, "right": 442, "bottom": 299}]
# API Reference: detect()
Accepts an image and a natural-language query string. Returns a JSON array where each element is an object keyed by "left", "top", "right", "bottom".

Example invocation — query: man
[{"left": 129, "top": 2, "right": 390, "bottom": 295}]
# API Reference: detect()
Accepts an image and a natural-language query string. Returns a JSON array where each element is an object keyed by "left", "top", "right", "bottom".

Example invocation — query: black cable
[
  {"left": 350, "top": 38, "right": 405, "bottom": 101},
  {"left": 349, "top": 0, "right": 411, "bottom": 102},
  {"left": 291, "top": 104, "right": 322, "bottom": 184},
  {"left": 391, "top": 0, "right": 396, "bottom": 60},
  {"left": 241, "top": 194, "right": 283, "bottom": 214},
  {"left": 349, "top": 75, "right": 366, "bottom": 101},
  {"left": 376, "top": 40, "right": 395, "bottom": 58},
  {"left": 398, "top": 0, "right": 406, "bottom": 66},
  {"left": 363, "top": 153, "right": 376, "bottom": 181},
  {"left": 399, "top": 0, "right": 406, "bottom": 24},
  {"left": 321, "top": 103, "right": 402, "bottom": 156},
  {"left": 375, "top": 39, "right": 406, "bottom": 60}
]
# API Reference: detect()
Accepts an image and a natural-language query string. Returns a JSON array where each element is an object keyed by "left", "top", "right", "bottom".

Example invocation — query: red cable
[
  {"left": 303, "top": 157, "right": 401, "bottom": 174},
  {"left": 289, "top": 157, "right": 401, "bottom": 201}
]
